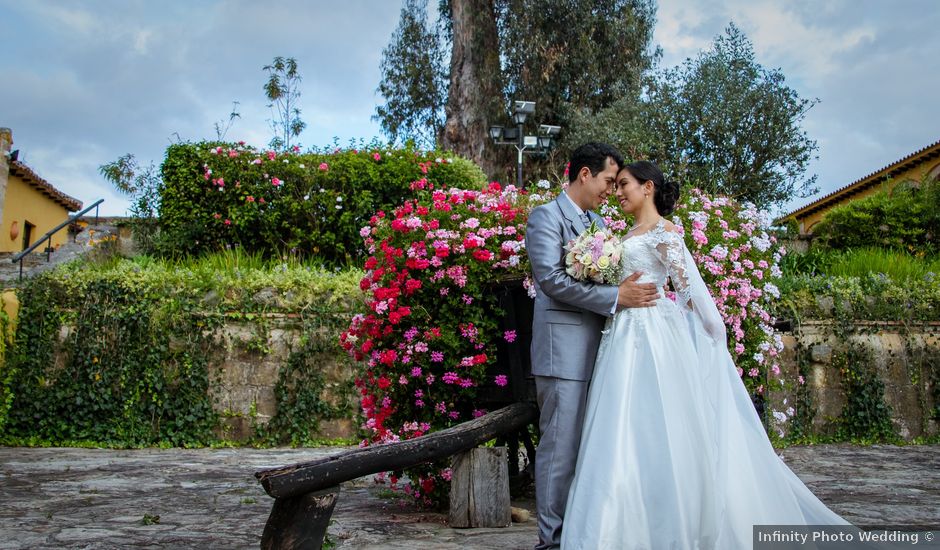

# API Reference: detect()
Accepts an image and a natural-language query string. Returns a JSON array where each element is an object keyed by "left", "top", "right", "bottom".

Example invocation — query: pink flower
[
  {"left": 494, "top": 375, "right": 508, "bottom": 387},
  {"left": 319, "top": 162, "right": 329, "bottom": 171},
  {"left": 272, "top": 177, "right": 283, "bottom": 187},
  {"left": 503, "top": 330, "right": 517, "bottom": 343}
]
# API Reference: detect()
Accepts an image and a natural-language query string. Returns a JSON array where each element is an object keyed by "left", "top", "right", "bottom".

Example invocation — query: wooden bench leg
[
  {"left": 261, "top": 486, "right": 340, "bottom": 550},
  {"left": 449, "top": 447, "right": 511, "bottom": 528}
]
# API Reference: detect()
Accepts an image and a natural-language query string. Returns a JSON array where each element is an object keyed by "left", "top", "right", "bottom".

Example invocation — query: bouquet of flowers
[{"left": 565, "top": 221, "right": 623, "bottom": 284}]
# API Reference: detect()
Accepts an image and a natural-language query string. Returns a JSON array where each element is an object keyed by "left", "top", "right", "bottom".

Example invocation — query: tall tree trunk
[{"left": 442, "top": 0, "right": 504, "bottom": 178}]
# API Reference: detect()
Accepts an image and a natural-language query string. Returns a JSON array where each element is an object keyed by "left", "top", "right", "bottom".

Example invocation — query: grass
[
  {"left": 46, "top": 249, "right": 366, "bottom": 314},
  {"left": 825, "top": 248, "right": 940, "bottom": 281},
  {"left": 785, "top": 247, "right": 939, "bottom": 282}
]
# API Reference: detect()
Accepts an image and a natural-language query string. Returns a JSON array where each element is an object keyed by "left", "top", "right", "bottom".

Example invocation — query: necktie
[{"left": 579, "top": 212, "right": 591, "bottom": 227}]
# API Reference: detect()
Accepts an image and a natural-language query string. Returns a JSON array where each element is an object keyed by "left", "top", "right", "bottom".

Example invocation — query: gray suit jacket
[{"left": 525, "top": 195, "right": 619, "bottom": 381}]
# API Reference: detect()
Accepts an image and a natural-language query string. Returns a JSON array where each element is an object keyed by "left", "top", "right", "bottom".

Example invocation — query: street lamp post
[{"left": 488, "top": 101, "right": 560, "bottom": 189}]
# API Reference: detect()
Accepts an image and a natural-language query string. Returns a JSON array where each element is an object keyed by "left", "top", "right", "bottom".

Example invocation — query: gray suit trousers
[{"left": 534, "top": 375, "right": 589, "bottom": 550}]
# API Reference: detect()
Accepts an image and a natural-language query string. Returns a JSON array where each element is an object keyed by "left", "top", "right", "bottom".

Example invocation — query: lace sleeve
[
  {"left": 653, "top": 224, "right": 727, "bottom": 341},
  {"left": 654, "top": 229, "right": 693, "bottom": 309}
]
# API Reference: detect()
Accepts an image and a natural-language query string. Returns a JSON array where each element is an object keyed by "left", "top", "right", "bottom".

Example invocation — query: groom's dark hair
[{"left": 568, "top": 142, "right": 624, "bottom": 183}]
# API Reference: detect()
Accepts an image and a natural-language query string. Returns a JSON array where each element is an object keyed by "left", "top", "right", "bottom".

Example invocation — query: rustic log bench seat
[{"left": 254, "top": 401, "right": 539, "bottom": 550}]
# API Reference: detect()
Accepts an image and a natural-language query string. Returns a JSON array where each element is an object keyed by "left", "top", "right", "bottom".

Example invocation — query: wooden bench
[
  {"left": 255, "top": 401, "right": 539, "bottom": 550},
  {"left": 254, "top": 280, "right": 539, "bottom": 549}
]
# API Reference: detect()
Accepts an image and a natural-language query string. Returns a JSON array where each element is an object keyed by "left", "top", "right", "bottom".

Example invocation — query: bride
[{"left": 560, "top": 161, "right": 849, "bottom": 549}]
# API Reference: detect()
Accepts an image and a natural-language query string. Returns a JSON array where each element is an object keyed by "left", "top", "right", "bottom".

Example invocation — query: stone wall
[
  {"left": 202, "top": 313, "right": 357, "bottom": 441},
  {"left": 770, "top": 321, "right": 940, "bottom": 440},
  {"left": 40, "top": 311, "right": 934, "bottom": 443}
]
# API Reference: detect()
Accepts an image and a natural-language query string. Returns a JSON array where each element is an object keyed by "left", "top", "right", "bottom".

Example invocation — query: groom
[{"left": 525, "top": 142, "right": 659, "bottom": 550}]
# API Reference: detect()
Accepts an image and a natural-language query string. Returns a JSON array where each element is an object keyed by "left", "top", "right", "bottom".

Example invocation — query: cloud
[
  {"left": 0, "top": 0, "right": 402, "bottom": 215},
  {"left": 1, "top": 0, "right": 936, "bottom": 217},
  {"left": 653, "top": 0, "right": 940, "bottom": 215}
]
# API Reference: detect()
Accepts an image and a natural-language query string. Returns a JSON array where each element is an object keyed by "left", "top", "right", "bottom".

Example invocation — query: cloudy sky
[{"left": 1, "top": 0, "right": 938, "bottom": 216}]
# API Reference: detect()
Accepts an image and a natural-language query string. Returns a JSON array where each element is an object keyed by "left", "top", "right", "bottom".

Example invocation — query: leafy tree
[
  {"left": 566, "top": 24, "right": 819, "bottom": 209},
  {"left": 647, "top": 24, "right": 819, "bottom": 207},
  {"left": 375, "top": 0, "right": 448, "bottom": 150},
  {"left": 495, "top": 0, "right": 657, "bottom": 125},
  {"left": 99, "top": 154, "right": 162, "bottom": 252},
  {"left": 376, "top": 0, "right": 657, "bottom": 176},
  {"left": 263, "top": 56, "right": 306, "bottom": 151}
]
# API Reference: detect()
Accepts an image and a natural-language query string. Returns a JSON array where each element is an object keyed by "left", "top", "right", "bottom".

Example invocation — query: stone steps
[{"left": 0, "top": 224, "right": 121, "bottom": 286}]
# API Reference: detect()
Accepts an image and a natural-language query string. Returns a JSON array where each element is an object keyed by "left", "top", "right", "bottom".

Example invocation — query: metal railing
[{"left": 11, "top": 198, "right": 105, "bottom": 280}]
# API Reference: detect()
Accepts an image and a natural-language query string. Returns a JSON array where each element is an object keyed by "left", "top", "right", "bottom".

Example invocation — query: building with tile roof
[
  {"left": 1, "top": 128, "right": 83, "bottom": 254},
  {"left": 776, "top": 138, "right": 940, "bottom": 233}
]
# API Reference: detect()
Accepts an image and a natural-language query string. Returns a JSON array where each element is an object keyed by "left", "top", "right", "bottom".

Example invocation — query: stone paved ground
[{"left": 0, "top": 445, "right": 937, "bottom": 549}]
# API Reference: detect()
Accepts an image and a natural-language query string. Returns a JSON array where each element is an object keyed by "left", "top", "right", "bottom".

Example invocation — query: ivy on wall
[
  {"left": 0, "top": 256, "right": 365, "bottom": 447},
  {"left": 832, "top": 343, "right": 895, "bottom": 442},
  {"left": 0, "top": 308, "right": 13, "bottom": 433}
]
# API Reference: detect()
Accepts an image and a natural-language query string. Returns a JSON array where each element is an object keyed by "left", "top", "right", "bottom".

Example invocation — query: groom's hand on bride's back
[{"left": 617, "top": 272, "right": 659, "bottom": 309}]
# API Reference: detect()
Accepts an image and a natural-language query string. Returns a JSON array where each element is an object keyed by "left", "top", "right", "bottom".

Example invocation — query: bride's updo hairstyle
[{"left": 624, "top": 160, "right": 680, "bottom": 216}]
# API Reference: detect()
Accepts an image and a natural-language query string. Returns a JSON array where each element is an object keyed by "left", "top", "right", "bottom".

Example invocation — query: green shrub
[
  {"left": 812, "top": 177, "right": 939, "bottom": 256},
  {"left": 158, "top": 141, "right": 486, "bottom": 265},
  {"left": 777, "top": 272, "right": 940, "bottom": 321}
]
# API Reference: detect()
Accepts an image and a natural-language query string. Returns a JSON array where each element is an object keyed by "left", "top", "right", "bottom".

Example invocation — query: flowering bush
[
  {"left": 340, "top": 180, "right": 538, "bottom": 507},
  {"left": 158, "top": 141, "right": 486, "bottom": 264},
  {"left": 672, "top": 189, "right": 787, "bottom": 397}
]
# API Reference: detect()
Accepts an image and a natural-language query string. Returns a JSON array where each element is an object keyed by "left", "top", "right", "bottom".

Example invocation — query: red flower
[
  {"left": 405, "top": 258, "right": 430, "bottom": 269},
  {"left": 378, "top": 376, "right": 392, "bottom": 389},
  {"left": 472, "top": 249, "right": 492, "bottom": 262}
]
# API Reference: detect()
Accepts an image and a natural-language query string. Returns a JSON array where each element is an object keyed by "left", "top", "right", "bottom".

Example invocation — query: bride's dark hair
[{"left": 623, "top": 160, "right": 680, "bottom": 216}]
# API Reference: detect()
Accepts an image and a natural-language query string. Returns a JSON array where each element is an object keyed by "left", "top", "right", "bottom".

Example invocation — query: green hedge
[
  {"left": 811, "top": 177, "right": 939, "bottom": 256},
  {"left": 0, "top": 255, "right": 364, "bottom": 447},
  {"left": 158, "top": 142, "right": 487, "bottom": 264}
]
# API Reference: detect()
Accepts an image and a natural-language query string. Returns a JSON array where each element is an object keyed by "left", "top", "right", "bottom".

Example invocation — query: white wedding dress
[{"left": 560, "top": 220, "right": 849, "bottom": 550}]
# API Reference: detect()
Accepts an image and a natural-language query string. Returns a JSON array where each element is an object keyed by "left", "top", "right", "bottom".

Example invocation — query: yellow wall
[
  {"left": 0, "top": 174, "right": 73, "bottom": 253},
  {"left": 798, "top": 160, "right": 940, "bottom": 233}
]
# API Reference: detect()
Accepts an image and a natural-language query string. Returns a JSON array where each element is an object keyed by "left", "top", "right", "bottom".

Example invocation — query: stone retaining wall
[
  {"left": 35, "top": 312, "right": 932, "bottom": 442},
  {"left": 770, "top": 321, "right": 940, "bottom": 440},
  {"left": 202, "top": 314, "right": 356, "bottom": 441}
]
